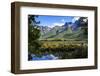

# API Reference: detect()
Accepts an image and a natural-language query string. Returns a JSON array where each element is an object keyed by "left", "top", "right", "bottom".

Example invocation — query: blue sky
[{"left": 35, "top": 15, "right": 80, "bottom": 28}]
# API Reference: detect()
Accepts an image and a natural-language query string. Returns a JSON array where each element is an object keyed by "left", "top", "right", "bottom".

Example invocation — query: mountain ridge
[{"left": 39, "top": 17, "right": 88, "bottom": 40}]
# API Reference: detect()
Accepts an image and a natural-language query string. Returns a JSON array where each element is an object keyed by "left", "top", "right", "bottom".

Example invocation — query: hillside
[
  {"left": 39, "top": 25, "right": 87, "bottom": 41},
  {"left": 39, "top": 17, "right": 88, "bottom": 41}
]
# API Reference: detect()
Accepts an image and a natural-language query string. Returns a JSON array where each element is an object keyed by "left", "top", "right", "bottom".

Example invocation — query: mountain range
[{"left": 39, "top": 17, "right": 88, "bottom": 40}]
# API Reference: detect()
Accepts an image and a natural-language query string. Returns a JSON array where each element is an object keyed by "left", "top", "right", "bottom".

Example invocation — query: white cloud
[
  {"left": 83, "top": 18, "right": 88, "bottom": 22},
  {"left": 72, "top": 17, "right": 80, "bottom": 23},
  {"left": 53, "top": 22, "right": 64, "bottom": 26},
  {"left": 50, "top": 22, "right": 64, "bottom": 28},
  {"left": 61, "top": 19, "right": 65, "bottom": 22}
]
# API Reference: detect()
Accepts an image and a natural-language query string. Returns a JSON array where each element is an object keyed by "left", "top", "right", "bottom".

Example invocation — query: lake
[{"left": 31, "top": 54, "right": 59, "bottom": 60}]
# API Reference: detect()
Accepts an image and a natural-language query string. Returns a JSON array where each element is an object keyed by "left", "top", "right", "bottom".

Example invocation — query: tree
[
  {"left": 28, "top": 15, "right": 41, "bottom": 53},
  {"left": 75, "top": 17, "right": 88, "bottom": 39},
  {"left": 79, "top": 17, "right": 88, "bottom": 38}
]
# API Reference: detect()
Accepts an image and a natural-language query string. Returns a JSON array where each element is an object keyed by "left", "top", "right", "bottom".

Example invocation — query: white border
[{"left": 20, "top": 6, "right": 95, "bottom": 70}]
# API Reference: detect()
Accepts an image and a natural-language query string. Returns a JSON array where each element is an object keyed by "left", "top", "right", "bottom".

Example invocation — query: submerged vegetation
[{"left": 30, "top": 40, "right": 88, "bottom": 59}]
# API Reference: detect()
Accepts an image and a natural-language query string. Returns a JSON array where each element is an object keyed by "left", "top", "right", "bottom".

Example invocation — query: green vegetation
[
  {"left": 30, "top": 40, "right": 88, "bottom": 59},
  {"left": 40, "top": 26, "right": 87, "bottom": 41},
  {"left": 28, "top": 15, "right": 41, "bottom": 54}
]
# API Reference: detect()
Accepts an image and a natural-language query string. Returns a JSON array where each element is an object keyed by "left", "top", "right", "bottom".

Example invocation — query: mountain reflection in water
[{"left": 31, "top": 54, "right": 59, "bottom": 60}]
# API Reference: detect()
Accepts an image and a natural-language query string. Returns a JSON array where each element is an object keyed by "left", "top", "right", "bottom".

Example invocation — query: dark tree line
[
  {"left": 78, "top": 17, "right": 88, "bottom": 37},
  {"left": 28, "top": 15, "right": 41, "bottom": 54}
]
